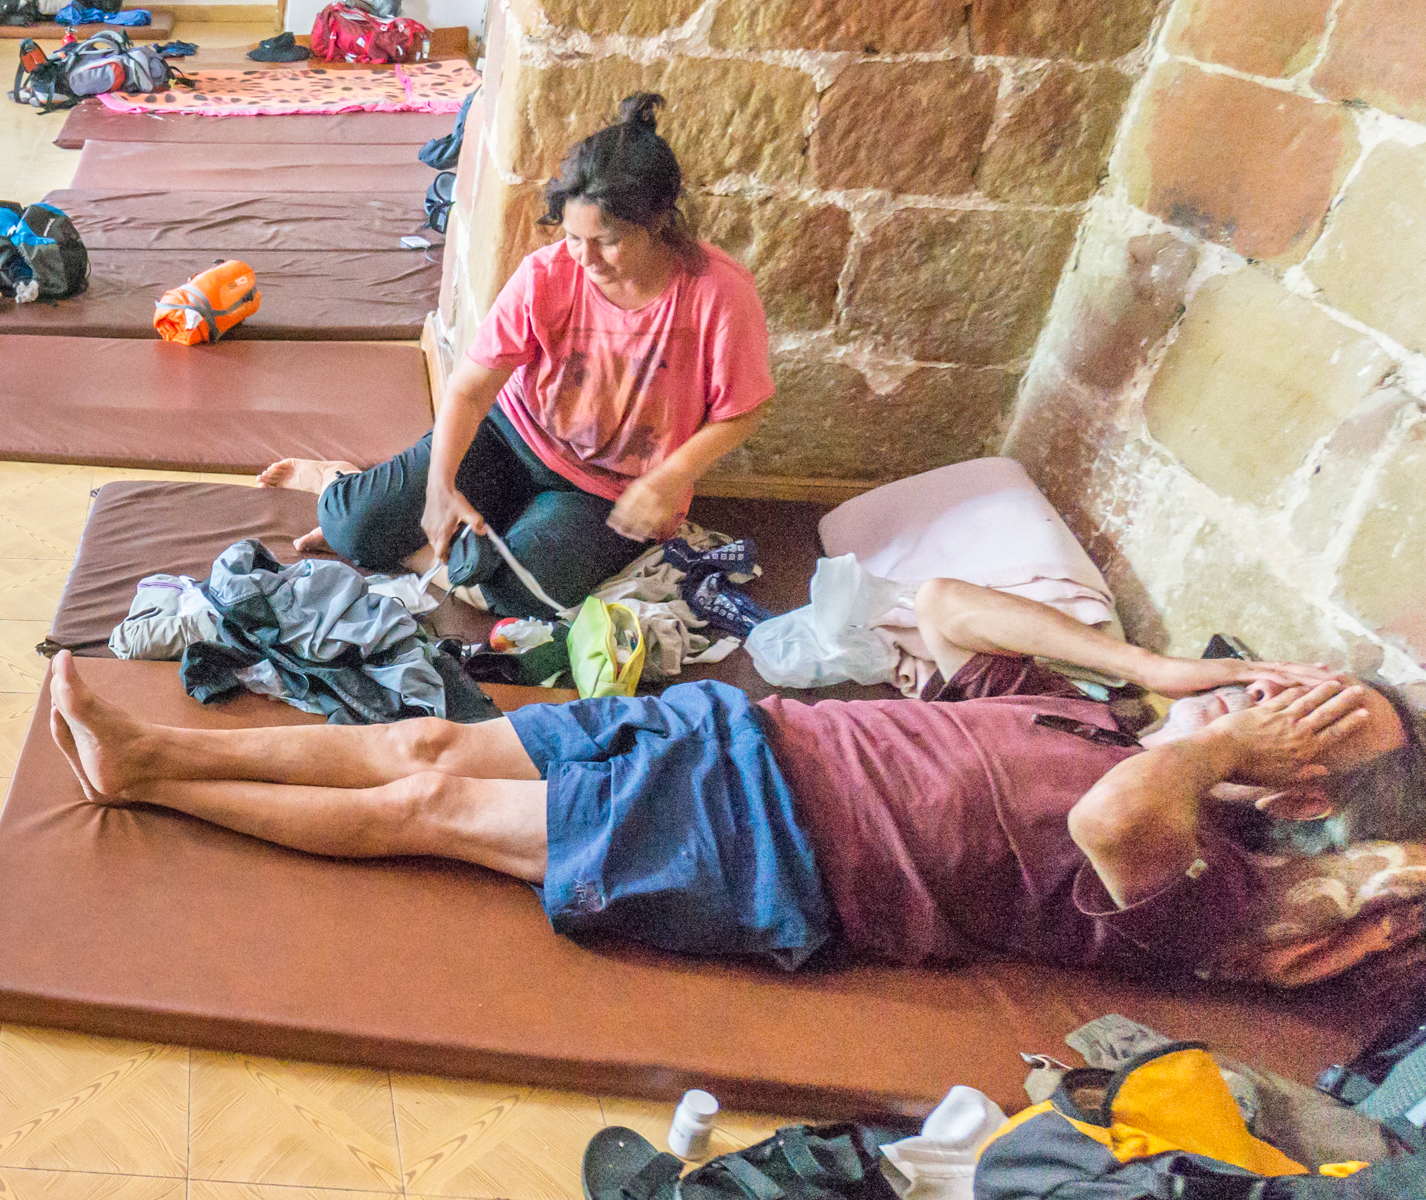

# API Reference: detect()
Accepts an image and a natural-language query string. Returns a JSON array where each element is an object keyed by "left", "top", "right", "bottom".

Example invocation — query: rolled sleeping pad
[{"left": 153, "top": 259, "right": 261, "bottom": 345}]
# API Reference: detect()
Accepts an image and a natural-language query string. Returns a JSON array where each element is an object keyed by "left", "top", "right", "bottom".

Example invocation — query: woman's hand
[
  {"left": 421, "top": 482, "right": 486, "bottom": 562},
  {"left": 607, "top": 472, "right": 684, "bottom": 542},
  {"left": 1138, "top": 655, "right": 1338, "bottom": 700}
]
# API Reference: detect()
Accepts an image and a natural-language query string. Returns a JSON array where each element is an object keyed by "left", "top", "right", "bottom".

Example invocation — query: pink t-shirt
[{"left": 466, "top": 240, "right": 775, "bottom": 507}]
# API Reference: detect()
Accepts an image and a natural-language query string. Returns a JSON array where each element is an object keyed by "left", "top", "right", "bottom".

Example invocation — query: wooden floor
[{"left": 0, "top": 26, "right": 793, "bottom": 1200}]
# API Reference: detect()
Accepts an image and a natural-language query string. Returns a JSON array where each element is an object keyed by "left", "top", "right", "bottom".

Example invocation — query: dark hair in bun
[{"left": 540, "top": 91, "right": 706, "bottom": 273}]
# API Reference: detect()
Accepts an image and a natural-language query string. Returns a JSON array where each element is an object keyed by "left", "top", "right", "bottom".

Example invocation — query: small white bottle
[{"left": 667, "top": 1089, "right": 719, "bottom": 1160}]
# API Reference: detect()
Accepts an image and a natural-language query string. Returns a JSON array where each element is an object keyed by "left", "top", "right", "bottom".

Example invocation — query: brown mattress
[
  {"left": 46, "top": 189, "right": 430, "bottom": 251},
  {"left": 46, "top": 481, "right": 489, "bottom": 656},
  {"left": 0, "top": 336, "right": 432, "bottom": 473},
  {"left": 0, "top": 247, "right": 439, "bottom": 340},
  {"left": 0, "top": 657, "right": 1373, "bottom": 1115},
  {"left": 45, "top": 481, "right": 895, "bottom": 701},
  {"left": 0, "top": 9, "right": 173, "bottom": 38},
  {"left": 55, "top": 101, "right": 456, "bottom": 150},
  {"left": 71, "top": 140, "right": 435, "bottom": 192}
]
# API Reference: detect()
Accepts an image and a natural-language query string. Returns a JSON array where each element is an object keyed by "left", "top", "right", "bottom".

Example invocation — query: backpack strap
[{"left": 713, "top": 1157, "right": 786, "bottom": 1200}]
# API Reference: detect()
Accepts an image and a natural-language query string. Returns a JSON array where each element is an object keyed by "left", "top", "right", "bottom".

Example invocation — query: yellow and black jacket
[{"left": 974, "top": 1043, "right": 1424, "bottom": 1199}]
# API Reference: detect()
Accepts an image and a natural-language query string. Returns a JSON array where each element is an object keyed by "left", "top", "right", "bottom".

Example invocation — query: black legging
[{"left": 318, "top": 408, "right": 646, "bottom": 618}]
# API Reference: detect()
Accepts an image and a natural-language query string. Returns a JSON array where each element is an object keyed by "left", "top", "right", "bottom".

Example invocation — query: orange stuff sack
[{"left": 153, "top": 260, "right": 261, "bottom": 345}]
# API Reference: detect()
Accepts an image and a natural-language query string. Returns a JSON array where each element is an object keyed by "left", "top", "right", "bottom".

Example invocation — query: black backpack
[
  {"left": 424, "top": 170, "right": 455, "bottom": 234},
  {"left": 418, "top": 89, "right": 475, "bottom": 169},
  {"left": 0, "top": 202, "right": 90, "bottom": 301},
  {"left": 1318, "top": 985, "right": 1426, "bottom": 1154}
]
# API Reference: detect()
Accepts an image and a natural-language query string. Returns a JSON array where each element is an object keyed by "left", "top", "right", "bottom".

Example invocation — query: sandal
[
  {"left": 678, "top": 1124, "right": 905, "bottom": 1200},
  {"left": 584, "top": 1127, "right": 683, "bottom": 1200}
]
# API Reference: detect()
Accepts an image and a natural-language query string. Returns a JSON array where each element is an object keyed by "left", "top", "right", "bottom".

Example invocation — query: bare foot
[
  {"left": 294, "top": 526, "right": 331, "bottom": 555},
  {"left": 256, "top": 458, "right": 359, "bottom": 494},
  {"left": 49, "top": 651, "right": 155, "bottom": 800},
  {"left": 50, "top": 705, "right": 113, "bottom": 804}
]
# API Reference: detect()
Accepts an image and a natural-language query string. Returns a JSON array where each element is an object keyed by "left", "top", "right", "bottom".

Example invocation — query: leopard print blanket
[{"left": 98, "top": 59, "right": 476, "bottom": 116}]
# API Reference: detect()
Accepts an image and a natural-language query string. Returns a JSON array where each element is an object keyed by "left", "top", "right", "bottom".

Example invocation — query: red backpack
[{"left": 310, "top": 4, "right": 430, "bottom": 63}]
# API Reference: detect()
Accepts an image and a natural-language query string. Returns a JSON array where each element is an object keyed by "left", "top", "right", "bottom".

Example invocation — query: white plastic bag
[
  {"left": 744, "top": 554, "right": 905, "bottom": 688},
  {"left": 881, "top": 1086, "right": 1007, "bottom": 1200}
]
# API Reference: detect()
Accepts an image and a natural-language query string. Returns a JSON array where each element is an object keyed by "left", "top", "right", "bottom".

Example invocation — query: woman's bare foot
[
  {"left": 294, "top": 526, "right": 331, "bottom": 555},
  {"left": 49, "top": 651, "right": 156, "bottom": 800},
  {"left": 256, "top": 458, "right": 359, "bottom": 494}
]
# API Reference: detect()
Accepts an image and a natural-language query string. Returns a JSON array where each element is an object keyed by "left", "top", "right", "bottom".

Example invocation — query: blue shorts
[{"left": 507, "top": 680, "right": 831, "bottom": 969}]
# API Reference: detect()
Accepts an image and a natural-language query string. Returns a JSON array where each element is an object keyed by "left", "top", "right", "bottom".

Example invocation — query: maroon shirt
[{"left": 758, "top": 656, "right": 1252, "bottom": 970}]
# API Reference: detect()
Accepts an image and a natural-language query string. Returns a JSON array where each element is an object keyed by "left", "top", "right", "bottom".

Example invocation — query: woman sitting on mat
[{"left": 258, "top": 92, "right": 774, "bottom": 617}]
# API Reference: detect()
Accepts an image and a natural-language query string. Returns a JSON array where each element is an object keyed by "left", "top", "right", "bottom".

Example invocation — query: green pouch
[{"left": 568, "top": 597, "right": 645, "bottom": 698}]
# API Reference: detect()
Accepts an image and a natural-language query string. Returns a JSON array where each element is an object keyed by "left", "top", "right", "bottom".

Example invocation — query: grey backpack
[
  {"left": 12, "top": 31, "right": 186, "bottom": 110},
  {"left": 65, "top": 34, "right": 176, "bottom": 96}
]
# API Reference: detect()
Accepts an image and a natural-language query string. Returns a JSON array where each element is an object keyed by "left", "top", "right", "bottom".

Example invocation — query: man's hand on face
[
  {"left": 1140, "top": 655, "right": 1339, "bottom": 700},
  {"left": 1198, "top": 679, "right": 1373, "bottom": 786}
]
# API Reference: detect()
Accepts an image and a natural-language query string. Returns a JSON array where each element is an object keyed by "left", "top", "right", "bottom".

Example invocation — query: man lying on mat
[
  {"left": 257, "top": 91, "right": 772, "bottom": 619},
  {"left": 48, "top": 580, "right": 1419, "bottom": 978}
]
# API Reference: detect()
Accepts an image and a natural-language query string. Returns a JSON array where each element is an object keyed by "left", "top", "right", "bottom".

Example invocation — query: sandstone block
[
  {"left": 710, "top": 0, "right": 962, "bottom": 53},
  {"left": 1307, "top": 141, "right": 1426, "bottom": 356},
  {"left": 1001, "top": 360, "right": 1114, "bottom": 538},
  {"left": 467, "top": 166, "right": 557, "bottom": 319},
  {"left": 1340, "top": 422, "right": 1426, "bottom": 655},
  {"left": 811, "top": 61, "right": 997, "bottom": 196},
  {"left": 977, "top": 64, "right": 1131, "bottom": 205},
  {"left": 1290, "top": 391, "right": 1410, "bottom": 555},
  {"left": 1158, "top": 520, "right": 1340, "bottom": 663},
  {"left": 745, "top": 359, "right": 1021, "bottom": 479},
  {"left": 687, "top": 195, "right": 849, "bottom": 331},
  {"left": 1164, "top": 0, "right": 1331, "bottom": 76},
  {"left": 1143, "top": 268, "right": 1391, "bottom": 506},
  {"left": 841, "top": 209, "right": 1079, "bottom": 364},
  {"left": 970, "top": 0, "right": 1159, "bottom": 61},
  {"left": 496, "top": 56, "right": 814, "bottom": 187},
  {"left": 660, "top": 59, "right": 816, "bottom": 187},
  {"left": 1313, "top": 0, "right": 1426, "bottom": 124},
  {"left": 511, "top": 0, "right": 704, "bottom": 37},
  {"left": 1062, "top": 232, "right": 1198, "bottom": 389},
  {"left": 494, "top": 55, "right": 655, "bottom": 182},
  {"left": 1121, "top": 62, "right": 1359, "bottom": 264}
]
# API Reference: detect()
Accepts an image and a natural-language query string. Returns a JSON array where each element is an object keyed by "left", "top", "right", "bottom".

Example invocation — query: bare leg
[
  {"left": 257, "top": 458, "right": 360, "bottom": 494},
  {"left": 256, "top": 458, "right": 361, "bottom": 553},
  {"left": 129, "top": 772, "right": 548, "bottom": 882},
  {"left": 49, "top": 651, "right": 540, "bottom": 801}
]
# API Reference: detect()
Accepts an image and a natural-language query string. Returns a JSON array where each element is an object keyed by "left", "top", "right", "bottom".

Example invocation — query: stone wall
[
  {"left": 439, "top": 0, "right": 1157, "bottom": 497},
  {"left": 1003, "top": 0, "right": 1426, "bottom": 686}
]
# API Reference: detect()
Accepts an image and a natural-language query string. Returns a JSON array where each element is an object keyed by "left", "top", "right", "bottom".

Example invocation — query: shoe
[
  {"left": 684, "top": 572, "right": 773, "bottom": 637},
  {"left": 247, "top": 31, "right": 311, "bottom": 62},
  {"left": 444, "top": 525, "right": 501, "bottom": 591},
  {"left": 662, "top": 537, "right": 759, "bottom": 585},
  {"left": 153, "top": 39, "right": 198, "bottom": 57}
]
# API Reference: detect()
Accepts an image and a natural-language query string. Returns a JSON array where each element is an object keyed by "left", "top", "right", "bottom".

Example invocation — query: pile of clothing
[
  {"left": 112, "top": 539, "right": 496, "bottom": 723},
  {"left": 585, "top": 522, "right": 771, "bottom": 681}
]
